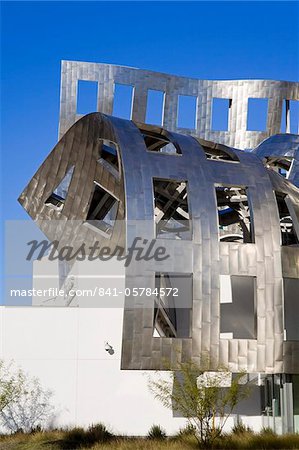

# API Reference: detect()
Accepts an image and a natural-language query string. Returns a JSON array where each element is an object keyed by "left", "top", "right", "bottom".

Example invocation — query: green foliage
[
  {"left": 148, "top": 359, "right": 251, "bottom": 447},
  {"left": 0, "top": 359, "right": 54, "bottom": 433},
  {"left": 0, "top": 360, "right": 25, "bottom": 413},
  {"left": 147, "top": 424, "right": 167, "bottom": 440}
]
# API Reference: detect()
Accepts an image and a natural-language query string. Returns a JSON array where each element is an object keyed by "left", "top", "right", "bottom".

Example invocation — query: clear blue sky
[
  {"left": 1, "top": 0, "right": 299, "bottom": 222},
  {"left": 0, "top": 1, "right": 298, "bottom": 304}
]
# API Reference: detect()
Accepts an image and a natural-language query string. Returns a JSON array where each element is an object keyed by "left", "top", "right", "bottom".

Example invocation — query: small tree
[
  {"left": 0, "top": 361, "right": 25, "bottom": 413},
  {"left": 0, "top": 360, "right": 54, "bottom": 433},
  {"left": 148, "top": 359, "right": 251, "bottom": 447}
]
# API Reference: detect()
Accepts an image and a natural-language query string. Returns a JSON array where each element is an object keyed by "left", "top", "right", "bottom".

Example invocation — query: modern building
[{"left": 2, "top": 61, "right": 299, "bottom": 434}]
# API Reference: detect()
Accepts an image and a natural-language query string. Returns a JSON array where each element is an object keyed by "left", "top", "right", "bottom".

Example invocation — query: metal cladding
[
  {"left": 59, "top": 60, "right": 299, "bottom": 149},
  {"left": 252, "top": 134, "right": 299, "bottom": 188},
  {"left": 19, "top": 112, "right": 299, "bottom": 374}
]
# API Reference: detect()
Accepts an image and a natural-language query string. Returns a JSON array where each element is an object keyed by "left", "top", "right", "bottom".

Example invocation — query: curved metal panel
[
  {"left": 19, "top": 112, "right": 299, "bottom": 374},
  {"left": 59, "top": 61, "right": 299, "bottom": 150}
]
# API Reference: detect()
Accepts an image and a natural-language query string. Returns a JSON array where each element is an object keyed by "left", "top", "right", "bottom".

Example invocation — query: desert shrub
[
  {"left": 87, "top": 423, "right": 113, "bottom": 443},
  {"left": 280, "top": 434, "right": 299, "bottom": 449},
  {"left": 148, "top": 359, "right": 251, "bottom": 447},
  {"left": 259, "top": 426, "right": 277, "bottom": 436},
  {"left": 213, "top": 431, "right": 299, "bottom": 450},
  {"left": 247, "top": 434, "right": 282, "bottom": 449},
  {"left": 29, "top": 425, "right": 43, "bottom": 434},
  {"left": 0, "top": 360, "right": 54, "bottom": 433},
  {"left": 147, "top": 424, "right": 167, "bottom": 440},
  {"left": 177, "top": 423, "right": 197, "bottom": 438},
  {"left": 231, "top": 421, "right": 253, "bottom": 435},
  {"left": 60, "top": 423, "right": 114, "bottom": 448},
  {"left": 213, "top": 435, "right": 239, "bottom": 449},
  {"left": 60, "top": 427, "right": 88, "bottom": 449}
]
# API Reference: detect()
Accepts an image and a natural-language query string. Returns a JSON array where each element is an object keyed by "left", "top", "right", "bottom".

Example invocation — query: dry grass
[
  {"left": 0, "top": 432, "right": 196, "bottom": 450},
  {"left": 0, "top": 430, "right": 63, "bottom": 449},
  {"left": 0, "top": 429, "right": 299, "bottom": 450}
]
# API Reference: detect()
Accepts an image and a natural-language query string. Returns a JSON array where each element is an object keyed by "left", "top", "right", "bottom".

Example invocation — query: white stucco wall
[
  {"left": 0, "top": 305, "right": 188, "bottom": 435},
  {"left": 1, "top": 258, "right": 263, "bottom": 435}
]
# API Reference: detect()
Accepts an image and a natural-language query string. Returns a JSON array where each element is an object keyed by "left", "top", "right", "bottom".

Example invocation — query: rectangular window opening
[
  {"left": 45, "top": 166, "right": 75, "bottom": 210},
  {"left": 281, "top": 100, "right": 299, "bottom": 134},
  {"left": 153, "top": 273, "right": 192, "bottom": 338},
  {"left": 112, "top": 83, "right": 134, "bottom": 120},
  {"left": 275, "top": 192, "right": 299, "bottom": 246},
  {"left": 211, "top": 98, "right": 231, "bottom": 131},
  {"left": 284, "top": 278, "right": 299, "bottom": 341},
  {"left": 290, "top": 100, "right": 299, "bottom": 134},
  {"left": 261, "top": 375, "right": 282, "bottom": 418},
  {"left": 85, "top": 182, "right": 118, "bottom": 237},
  {"left": 177, "top": 95, "right": 197, "bottom": 129},
  {"left": 153, "top": 178, "right": 191, "bottom": 240},
  {"left": 77, "top": 80, "right": 98, "bottom": 115},
  {"left": 220, "top": 275, "right": 257, "bottom": 339},
  {"left": 215, "top": 185, "right": 254, "bottom": 243},
  {"left": 281, "top": 99, "right": 289, "bottom": 133},
  {"left": 145, "top": 89, "right": 164, "bottom": 126},
  {"left": 247, "top": 98, "right": 268, "bottom": 131},
  {"left": 97, "top": 139, "right": 119, "bottom": 175}
]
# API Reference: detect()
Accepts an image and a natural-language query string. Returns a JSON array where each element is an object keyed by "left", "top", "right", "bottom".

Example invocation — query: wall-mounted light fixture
[{"left": 104, "top": 342, "right": 114, "bottom": 355}]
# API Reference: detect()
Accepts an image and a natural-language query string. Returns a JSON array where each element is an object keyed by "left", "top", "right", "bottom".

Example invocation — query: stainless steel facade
[
  {"left": 18, "top": 61, "right": 299, "bottom": 376},
  {"left": 59, "top": 60, "right": 299, "bottom": 149},
  {"left": 19, "top": 112, "right": 299, "bottom": 375}
]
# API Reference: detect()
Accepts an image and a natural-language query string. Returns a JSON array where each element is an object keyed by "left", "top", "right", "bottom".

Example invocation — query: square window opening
[
  {"left": 153, "top": 273, "right": 192, "bottom": 338},
  {"left": 220, "top": 275, "right": 257, "bottom": 339},
  {"left": 211, "top": 98, "right": 231, "bottom": 131},
  {"left": 85, "top": 182, "right": 118, "bottom": 237},
  {"left": 153, "top": 178, "right": 191, "bottom": 240},
  {"left": 113, "top": 83, "right": 134, "bottom": 120},
  {"left": 77, "top": 80, "right": 98, "bottom": 115},
  {"left": 275, "top": 192, "right": 299, "bottom": 246},
  {"left": 146, "top": 89, "right": 165, "bottom": 126},
  {"left": 177, "top": 95, "right": 197, "bottom": 129},
  {"left": 215, "top": 185, "right": 254, "bottom": 243},
  {"left": 247, "top": 98, "right": 268, "bottom": 131}
]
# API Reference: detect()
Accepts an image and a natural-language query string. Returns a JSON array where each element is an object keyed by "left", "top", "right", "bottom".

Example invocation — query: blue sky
[
  {"left": 1, "top": 1, "right": 299, "bottom": 221},
  {"left": 1, "top": 1, "right": 298, "bottom": 303}
]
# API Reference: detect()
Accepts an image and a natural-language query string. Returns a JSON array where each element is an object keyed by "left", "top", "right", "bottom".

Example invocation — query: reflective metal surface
[
  {"left": 19, "top": 112, "right": 299, "bottom": 374},
  {"left": 252, "top": 134, "right": 299, "bottom": 187},
  {"left": 59, "top": 61, "right": 299, "bottom": 149}
]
